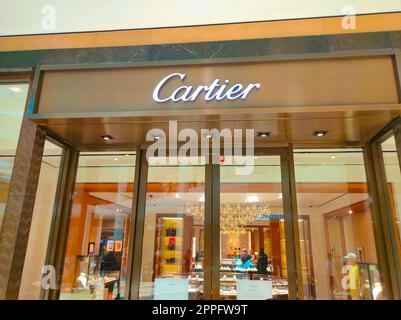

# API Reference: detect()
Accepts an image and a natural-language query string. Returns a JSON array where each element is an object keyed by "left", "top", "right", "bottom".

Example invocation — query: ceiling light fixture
[
  {"left": 348, "top": 210, "right": 353, "bottom": 214},
  {"left": 101, "top": 135, "right": 113, "bottom": 141},
  {"left": 258, "top": 132, "right": 271, "bottom": 138},
  {"left": 313, "top": 130, "right": 328, "bottom": 137},
  {"left": 331, "top": 155, "right": 336, "bottom": 159},
  {"left": 9, "top": 86, "right": 22, "bottom": 93}
]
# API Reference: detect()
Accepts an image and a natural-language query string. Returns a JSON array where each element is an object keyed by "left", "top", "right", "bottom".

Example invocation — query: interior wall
[
  {"left": 61, "top": 188, "right": 88, "bottom": 292},
  {"left": 298, "top": 208, "right": 331, "bottom": 299},
  {"left": 350, "top": 211, "right": 377, "bottom": 263},
  {"left": 342, "top": 215, "right": 356, "bottom": 255}
]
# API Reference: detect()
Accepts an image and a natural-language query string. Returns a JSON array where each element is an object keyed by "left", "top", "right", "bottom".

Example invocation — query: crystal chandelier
[{"left": 185, "top": 201, "right": 270, "bottom": 233}]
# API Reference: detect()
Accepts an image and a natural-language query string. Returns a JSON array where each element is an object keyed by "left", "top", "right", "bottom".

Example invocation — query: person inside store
[
  {"left": 240, "top": 248, "right": 252, "bottom": 264},
  {"left": 344, "top": 252, "right": 360, "bottom": 300},
  {"left": 325, "top": 252, "right": 335, "bottom": 298},
  {"left": 100, "top": 250, "right": 121, "bottom": 300},
  {"left": 256, "top": 248, "right": 269, "bottom": 275}
]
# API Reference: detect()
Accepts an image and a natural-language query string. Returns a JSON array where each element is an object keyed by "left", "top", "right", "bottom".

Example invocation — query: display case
[
  {"left": 187, "top": 271, "right": 204, "bottom": 299},
  {"left": 74, "top": 255, "right": 99, "bottom": 290},
  {"left": 219, "top": 258, "right": 288, "bottom": 299}
]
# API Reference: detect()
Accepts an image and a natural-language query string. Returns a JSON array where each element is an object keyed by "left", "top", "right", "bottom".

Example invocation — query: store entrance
[
  {"left": 218, "top": 151, "right": 292, "bottom": 300},
  {"left": 133, "top": 148, "right": 298, "bottom": 300},
  {"left": 55, "top": 147, "right": 299, "bottom": 300}
]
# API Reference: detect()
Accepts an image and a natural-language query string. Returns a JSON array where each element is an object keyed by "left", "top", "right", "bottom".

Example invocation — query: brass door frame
[{"left": 366, "top": 116, "right": 401, "bottom": 299}]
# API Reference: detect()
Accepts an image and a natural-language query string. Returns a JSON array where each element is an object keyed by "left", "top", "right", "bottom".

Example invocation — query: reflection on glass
[
  {"left": 381, "top": 136, "right": 401, "bottom": 272},
  {"left": 60, "top": 152, "right": 136, "bottom": 300},
  {"left": 19, "top": 140, "right": 63, "bottom": 299},
  {"left": 139, "top": 157, "right": 205, "bottom": 300},
  {"left": 294, "top": 149, "right": 386, "bottom": 300},
  {"left": 220, "top": 155, "right": 288, "bottom": 300},
  {"left": 0, "top": 83, "right": 29, "bottom": 229}
]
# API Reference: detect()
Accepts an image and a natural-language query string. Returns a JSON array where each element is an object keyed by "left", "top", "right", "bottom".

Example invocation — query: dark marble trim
[
  {"left": 0, "top": 121, "right": 46, "bottom": 299},
  {"left": 0, "top": 31, "right": 400, "bottom": 69}
]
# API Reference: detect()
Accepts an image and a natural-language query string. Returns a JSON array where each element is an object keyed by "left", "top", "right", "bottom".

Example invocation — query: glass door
[
  {"left": 218, "top": 150, "right": 292, "bottom": 300},
  {"left": 138, "top": 155, "right": 206, "bottom": 300},
  {"left": 59, "top": 151, "right": 136, "bottom": 300},
  {"left": 134, "top": 148, "right": 298, "bottom": 300}
]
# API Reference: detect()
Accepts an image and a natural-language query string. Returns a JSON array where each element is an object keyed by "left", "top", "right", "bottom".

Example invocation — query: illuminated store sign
[
  {"left": 256, "top": 213, "right": 284, "bottom": 220},
  {"left": 152, "top": 73, "right": 261, "bottom": 103}
]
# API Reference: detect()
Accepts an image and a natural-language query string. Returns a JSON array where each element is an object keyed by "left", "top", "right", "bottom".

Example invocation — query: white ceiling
[{"left": 1, "top": 1, "right": 400, "bottom": 36}]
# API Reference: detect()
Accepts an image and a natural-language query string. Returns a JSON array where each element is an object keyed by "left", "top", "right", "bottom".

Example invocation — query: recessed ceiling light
[
  {"left": 101, "top": 135, "right": 113, "bottom": 141},
  {"left": 258, "top": 132, "right": 271, "bottom": 138},
  {"left": 313, "top": 130, "right": 328, "bottom": 137},
  {"left": 114, "top": 157, "right": 118, "bottom": 161},
  {"left": 9, "top": 86, "right": 22, "bottom": 93},
  {"left": 331, "top": 155, "right": 336, "bottom": 159},
  {"left": 125, "top": 154, "right": 130, "bottom": 157},
  {"left": 349, "top": 210, "right": 353, "bottom": 214}
]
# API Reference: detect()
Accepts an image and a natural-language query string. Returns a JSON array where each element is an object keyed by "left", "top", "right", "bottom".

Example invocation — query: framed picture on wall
[
  {"left": 106, "top": 240, "right": 115, "bottom": 252},
  {"left": 88, "top": 242, "right": 95, "bottom": 254},
  {"left": 115, "top": 240, "right": 123, "bottom": 252}
]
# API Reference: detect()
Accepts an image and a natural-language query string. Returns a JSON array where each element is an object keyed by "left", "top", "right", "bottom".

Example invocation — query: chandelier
[{"left": 185, "top": 202, "right": 270, "bottom": 233}]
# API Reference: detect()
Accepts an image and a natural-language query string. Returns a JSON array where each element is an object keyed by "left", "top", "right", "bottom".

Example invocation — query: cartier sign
[
  {"left": 152, "top": 72, "right": 261, "bottom": 102},
  {"left": 34, "top": 56, "right": 398, "bottom": 117}
]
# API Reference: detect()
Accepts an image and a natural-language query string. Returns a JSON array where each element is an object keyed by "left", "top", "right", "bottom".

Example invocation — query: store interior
[{"left": 41, "top": 148, "right": 400, "bottom": 300}]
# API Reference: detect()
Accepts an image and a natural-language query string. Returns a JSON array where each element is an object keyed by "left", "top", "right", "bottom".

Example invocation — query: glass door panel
[
  {"left": 381, "top": 136, "right": 401, "bottom": 269},
  {"left": 294, "top": 149, "right": 386, "bottom": 300},
  {"left": 60, "top": 151, "right": 136, "bottom": 300},
  {"left": 219, "top": 154, "right": 289, "bottom": 300},
  {"left": 138, "top": 156, "right": 205, "bottom": 300}
]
